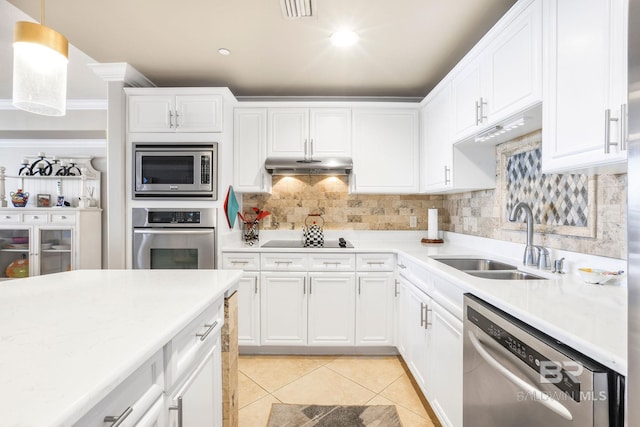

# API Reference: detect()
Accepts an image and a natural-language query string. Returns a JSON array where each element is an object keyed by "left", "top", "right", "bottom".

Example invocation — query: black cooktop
[{"left": 261, "top": 239, "right": 354, "bottom": 249}]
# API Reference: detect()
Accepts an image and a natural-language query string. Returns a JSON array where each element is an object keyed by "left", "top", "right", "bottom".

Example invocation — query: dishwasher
[{"left": 463, "top": 294, "right": 624, "bottom": 427}]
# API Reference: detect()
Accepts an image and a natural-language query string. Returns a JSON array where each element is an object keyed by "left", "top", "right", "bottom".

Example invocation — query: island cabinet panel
[{"left": 72, "top": 350, "right": 164, "bottom": 427}]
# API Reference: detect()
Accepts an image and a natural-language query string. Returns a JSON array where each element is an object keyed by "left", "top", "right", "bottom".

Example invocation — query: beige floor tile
[
  {"left": 326, "top": 356, "right": 405, "bottom": 393},
  {"left": 273, "top": 366, "right": 376, "bottom": 406},
  {"left": 366, "top": 395, "right": 436, "bottom": 427},
  {"left": 238, "top": 371, "right": 268, "bottom": 409},
  {"left": 238, "top": 355, "right": 327, "bottom": 392},
  {"left": 239, "top": 394, "right": 281, "bottom": 427},
  {"left": 379, "top": 374, "right": 430, "bottom": 419}
]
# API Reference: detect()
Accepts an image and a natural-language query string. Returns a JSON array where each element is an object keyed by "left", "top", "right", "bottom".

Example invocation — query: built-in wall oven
[
  {"left": 133, "top": 142, "right": 217, "bottom": 199},
  {"left": 132, "top": 208, "right": 215, "bottom": 270},
  {"left": 463, "top": 294, "right": 624, "bottom": 427}
]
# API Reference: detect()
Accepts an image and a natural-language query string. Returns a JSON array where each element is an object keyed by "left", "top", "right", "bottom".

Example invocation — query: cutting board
[{"left": 224, "top": 186, "right": 239, "bottom": 228}]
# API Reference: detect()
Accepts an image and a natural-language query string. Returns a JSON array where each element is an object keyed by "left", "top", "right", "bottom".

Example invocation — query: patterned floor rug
[{"left": 267, "top": 404, "right": 402, "bottom": 427}]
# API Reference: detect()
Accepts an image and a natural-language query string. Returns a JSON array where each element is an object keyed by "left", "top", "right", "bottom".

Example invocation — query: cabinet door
[
  {"left": 485, "top": 0, "right": 541, "bottom": 121},
  {"left": 128, "top": 95, "right": 174, "bottom": 132},
  {"left": 260, "top": 272, "right": 307, "bottom": 345},
  {"left": 307, "top": 272, "right": 356, "bottom": 346},
  {"left": 351, "top": 109, "right": 420, "bottom": 194},
  {"left": 309, "top": 108, "right": 352, "bottom": 157},
  {"left": 267, "top": 109, "right": 310, "bottom": 158},
  {"left": 175, "top": 95, "right": 223, "bottom": 132},
  {"left": 168, "top": 342, "right": 222, "bottom": 427},
  {"left": 421, "top": 83, "right": 453, "bottom": 191},
  {"left": 238, "top": 272, "right": 261, "bottom": 346},
  {"left": 451, "top": 58, "right": 483, "bottom": 141},
  {"left": 38, "top": 227, "right": 74, "bottom": 276},
  {"left": 234, "top": 108, "right": 270, "bottom": 193},
  {"left": 542, "top": 0, "right": 627, "bottom": 173},
  {"left": 406, "top": 285, "right": 430, "bottom": 395},
  {"left": 395, "top": 278, "right": 410, "bottom": 358},
  {"left": 0, "top": 227, "right": 31, "bottom": 280},
  {"left": 428, "top": 302, "right": 463, "bottom": 427},
  {"left": 355, "top": 272, "right": 394, "bottom": 345}
]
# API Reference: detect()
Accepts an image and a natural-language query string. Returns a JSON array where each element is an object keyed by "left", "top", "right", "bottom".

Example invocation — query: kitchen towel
[
  {"left": 224, "top": 186, "right": 239, "bottom": 228},
  {"left": 428, "top": 208, "right": 438, "bottom": 240}
]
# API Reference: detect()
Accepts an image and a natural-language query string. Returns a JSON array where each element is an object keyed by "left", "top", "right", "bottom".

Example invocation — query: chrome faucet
[{"left": 508, "top": 202, "right": 538, "bottom": 266}]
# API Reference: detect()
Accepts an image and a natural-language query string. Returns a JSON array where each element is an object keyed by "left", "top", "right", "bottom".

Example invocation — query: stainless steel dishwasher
[{"left": 463, "top": 294, "right": 624, "bottom": 427}]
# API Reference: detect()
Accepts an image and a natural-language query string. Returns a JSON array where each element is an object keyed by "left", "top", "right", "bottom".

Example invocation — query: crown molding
[{"left": 88, "top": 62, "right": 155, "bottom": 87}]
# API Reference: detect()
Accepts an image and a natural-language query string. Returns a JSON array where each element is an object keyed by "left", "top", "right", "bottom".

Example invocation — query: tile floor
[{"left": 238, "top": 355, "right": 438, "bottom": 427}]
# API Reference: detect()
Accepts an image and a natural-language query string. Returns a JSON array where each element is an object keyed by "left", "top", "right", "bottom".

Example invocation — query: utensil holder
[{"left": 243, "top": 221, "right": 259, "bottom": 246}]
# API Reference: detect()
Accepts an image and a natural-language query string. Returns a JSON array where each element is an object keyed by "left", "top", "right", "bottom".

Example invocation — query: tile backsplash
[{"left": 242, "top": 131, "right": 627, "bottom": 259}]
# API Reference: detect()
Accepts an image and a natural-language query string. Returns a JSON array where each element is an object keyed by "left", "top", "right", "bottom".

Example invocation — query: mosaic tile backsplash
[
  {"left": 506, "top": 148, "right": 589, "bottom": 227},
  {"left": 241, "top": 130, "right": 627, "bottom": 259}
]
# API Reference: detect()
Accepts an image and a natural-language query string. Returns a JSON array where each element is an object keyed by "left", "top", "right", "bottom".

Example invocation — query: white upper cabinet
[
  {"left": 128, "top": 92, "right": 223, "bottom": 133},
  {"left": 421, "top": 82, "right": 454, "bottom": 192},
  {"left": 541, "top": 0, "right": 628, "bottom": 173},
  {"left": 451, "top": 0, "right": 542, "bottom": 143},
  {"left": 234, "top": 108, "right": 271, "bottom": 193},
  {"left": 351, "top": 108, "right": 420, "bottom": 194},
  {"left": 267, "top": 108, "right": 351, "bottom": 159}
]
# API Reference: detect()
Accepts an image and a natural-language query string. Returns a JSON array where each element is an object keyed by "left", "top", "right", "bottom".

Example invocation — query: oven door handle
[
  {"left": 467, "top": 331, "right": 574, "bottom": 421},
  {"left": 133, "top": 229, "right": 214, "bottom": 235}
]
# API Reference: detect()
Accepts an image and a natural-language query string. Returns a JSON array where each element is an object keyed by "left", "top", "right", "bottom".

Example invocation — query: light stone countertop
[
  {"left": 0, "top": 269, "right": 243, "bottom": 427},
  {"left": 222, "top": 230, "right": 627, "bottom": 375}
]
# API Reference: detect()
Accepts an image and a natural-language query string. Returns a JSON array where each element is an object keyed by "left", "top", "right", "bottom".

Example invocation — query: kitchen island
[{"left": 0, "top": 269, "right": 242, "bottom": 427}]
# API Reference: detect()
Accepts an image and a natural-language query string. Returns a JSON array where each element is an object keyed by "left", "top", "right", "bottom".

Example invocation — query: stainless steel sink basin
[
  {"left": 432, "top": 258, "right": 517, "bottom": 271},
  {"left": 466, "top": 271, "right": 548, "bottom": 280}
]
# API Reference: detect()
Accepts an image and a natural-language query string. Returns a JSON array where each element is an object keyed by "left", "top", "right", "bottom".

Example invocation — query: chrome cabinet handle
[
  {"left": 420, "top": 302, "right": 426, "bottom": 327},
  {"left": 169, "top": 110, "right": 174, "bottom": 128},
  {"left": 394, "top": 280, "right": 399, "bottom": 297},
  {"left": 621, "top": 103, "right": 628, "bottom": 151},
  {"left": 425, "top": 304, "right": 432, "bottom": 329},
  {"left": 254, "top": 276, "right": 258, "bottom": 294},
  {"left": 231, "top": 260, "right": 249, "bottom": 265},
  {"left": 303, "top": 276, "right": 306, "bottom": 295},
  {"left": 275, "top": 261, "right": 292, "bottom": 266},
  {"left": 398, "top": 263, "right": 406, "bottom": 269},
  {"left": 196, "top": 320, "right": 219, "bottom": 341},
  {"left": 604, "top": 108, "right": 619, "bottom": 153},
  {"left": 304, "top": 139, "right": 309, "bottom": 160},
  {"left": 366, "top": 261, "right": 384, "bottom": 266},
  {"left": 475, "top": 100, "right": 480, "bottom": 125},
  {"left": 309, "top": 277, "right": 313, "bottom": 294},
  {"left": 104, "top": 406, "right": 133, "bottom": 427},
  {"left": 175, "top": 110, "right": 180, "bottom": 128},
  {"left": 169, "top": 397, "right": 183, "bottom": 427},
  {"left": 444, "top": 165, "right": 451, "bottom": 185},
  {"left": 358, "top": 277, "right": 362, "bottom": 295},
  {"left": 479, "top": 97, "right": 487, "bottom": 123},
  {"left": 310, "top": 139, "right": 314, "bottom": 157}
]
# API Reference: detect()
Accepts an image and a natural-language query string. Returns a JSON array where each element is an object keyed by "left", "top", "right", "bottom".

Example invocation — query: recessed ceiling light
[
  {"left": 330, "top": 30, "right": 359, "bottom": 47},
  {"left": 218, "top": 48, "right": 231, "bottom": 56}
]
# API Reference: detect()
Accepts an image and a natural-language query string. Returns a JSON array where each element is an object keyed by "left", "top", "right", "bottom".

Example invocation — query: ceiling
[{"left": 3, "top": 0, "right": 517, "bottom": 99}]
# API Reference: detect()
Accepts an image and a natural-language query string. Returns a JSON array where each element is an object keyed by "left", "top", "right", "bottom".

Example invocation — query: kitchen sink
[
  {"left": 432, "top": 258, "right": 517, "bottom": 271},
  {"left": 465, "top": 270, "right": 548, "bottom": 280}
]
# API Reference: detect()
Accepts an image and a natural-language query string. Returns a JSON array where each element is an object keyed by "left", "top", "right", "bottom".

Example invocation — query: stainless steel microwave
[{"left": 133, "top": 143, "right": 217, "bottom": 199}]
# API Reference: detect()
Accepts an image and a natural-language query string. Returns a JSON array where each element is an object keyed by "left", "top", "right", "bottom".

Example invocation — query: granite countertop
[
  {"left": 222, "top": 231, "right": 627, "bottom": 375},
  {"left": 0, "top": 269, "right": 243, "bottom": 427}
]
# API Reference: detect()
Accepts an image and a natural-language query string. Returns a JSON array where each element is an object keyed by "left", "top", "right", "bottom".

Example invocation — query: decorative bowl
[{"left": 578, "top": 268, "right": 624, "bottom": 285}]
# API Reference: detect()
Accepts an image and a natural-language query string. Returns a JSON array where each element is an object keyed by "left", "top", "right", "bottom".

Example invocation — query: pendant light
[{"left": 12, "top": 0, "right": 69, "bottom": 116}]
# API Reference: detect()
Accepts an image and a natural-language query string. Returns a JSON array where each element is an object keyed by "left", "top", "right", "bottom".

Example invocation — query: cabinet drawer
[
  {"left": 222, "top": 252, "right": 260, "bottom": 270},
  {"left": 0, "top": 213, "right": 20, "bottom": 224},
  {"left": 308, "top": 253, "right": 356, "bottom": 271},
  {"left": 356, "top": 253, "right": 395, "bottom": 271},
  {"left": 50, "top": 213, "right": 75, "bottom": 224},
  {"left": 22, "top": 213, "right": 48, "bottom": 224},
  {"left": 261, "top": 253, "right": 308, "bottom": 271},
  {"left": 166, "top": 298, "right": 224, "bottom": 390},
  {"left": 72, "top": 350, "right": 164, "bottom": 427}
]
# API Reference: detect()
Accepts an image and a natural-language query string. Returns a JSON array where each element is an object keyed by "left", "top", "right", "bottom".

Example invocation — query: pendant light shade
[{"left": 13, "top": 20, "right": 69, "bottom": 116}]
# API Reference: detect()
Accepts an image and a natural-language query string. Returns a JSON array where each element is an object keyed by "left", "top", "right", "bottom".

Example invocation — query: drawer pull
[
  {"left": 196, "top": 320, "right": 219, "bottom": 341},
  {"left": 232, "top": 260, "right": 249, "bottom": 265},
  {"left": 323, "top": 262, "right": 340, "bottom": 267},
  {"left": 169, "top": 397, "right": 183, "bottom": 427},
  {"left": 275, "top": 261, "right": 292, "bottom": 265},
  {"left": 367, "top": 261, "right": 385, "bottom": 266},
  {"left": 61, "top": 216, "right": 67, "bottom": 219},
  {"left": 4, "top": 216, "right": 11, "bottom": 219},
  {"left": 398, "top": 263, "right": 407, "bottom": 269},
  {"left": 104, "top": 406, "right": 133, "bottom": 427}
]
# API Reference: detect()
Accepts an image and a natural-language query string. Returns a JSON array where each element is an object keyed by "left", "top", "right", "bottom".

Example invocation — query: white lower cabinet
[
  {"left": 308, "top": 272, "right": 356, "bottom": 346},
  {"left": 405, "top": 281, "right": 431, "bottom": 391},
  {"left": 355, "top": 272, "right": 395, "bottom": 345},
  {"left": 167, "top": 340, "right": 222, "bottom": 427},
  {"left": 237, "top": 272, "right": 261, "bottom": 345},
  {"left": 261, "top": 271, "right": 308, "bottom": 345}
]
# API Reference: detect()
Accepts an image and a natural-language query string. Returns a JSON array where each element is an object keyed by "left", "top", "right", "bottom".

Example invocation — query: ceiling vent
[{"left": 280, "top": 0, "right": 316, "bottom": 19}]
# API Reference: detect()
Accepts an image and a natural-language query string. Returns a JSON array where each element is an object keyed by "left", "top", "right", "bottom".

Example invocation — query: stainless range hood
[{"left": 265, "top": 157, "right": 353, "bottom": 175}]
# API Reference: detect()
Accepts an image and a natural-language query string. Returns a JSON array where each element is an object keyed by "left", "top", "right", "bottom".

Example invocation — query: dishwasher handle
[{"left": 467, "top": 331, "right": 574, "bottom": 422}]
